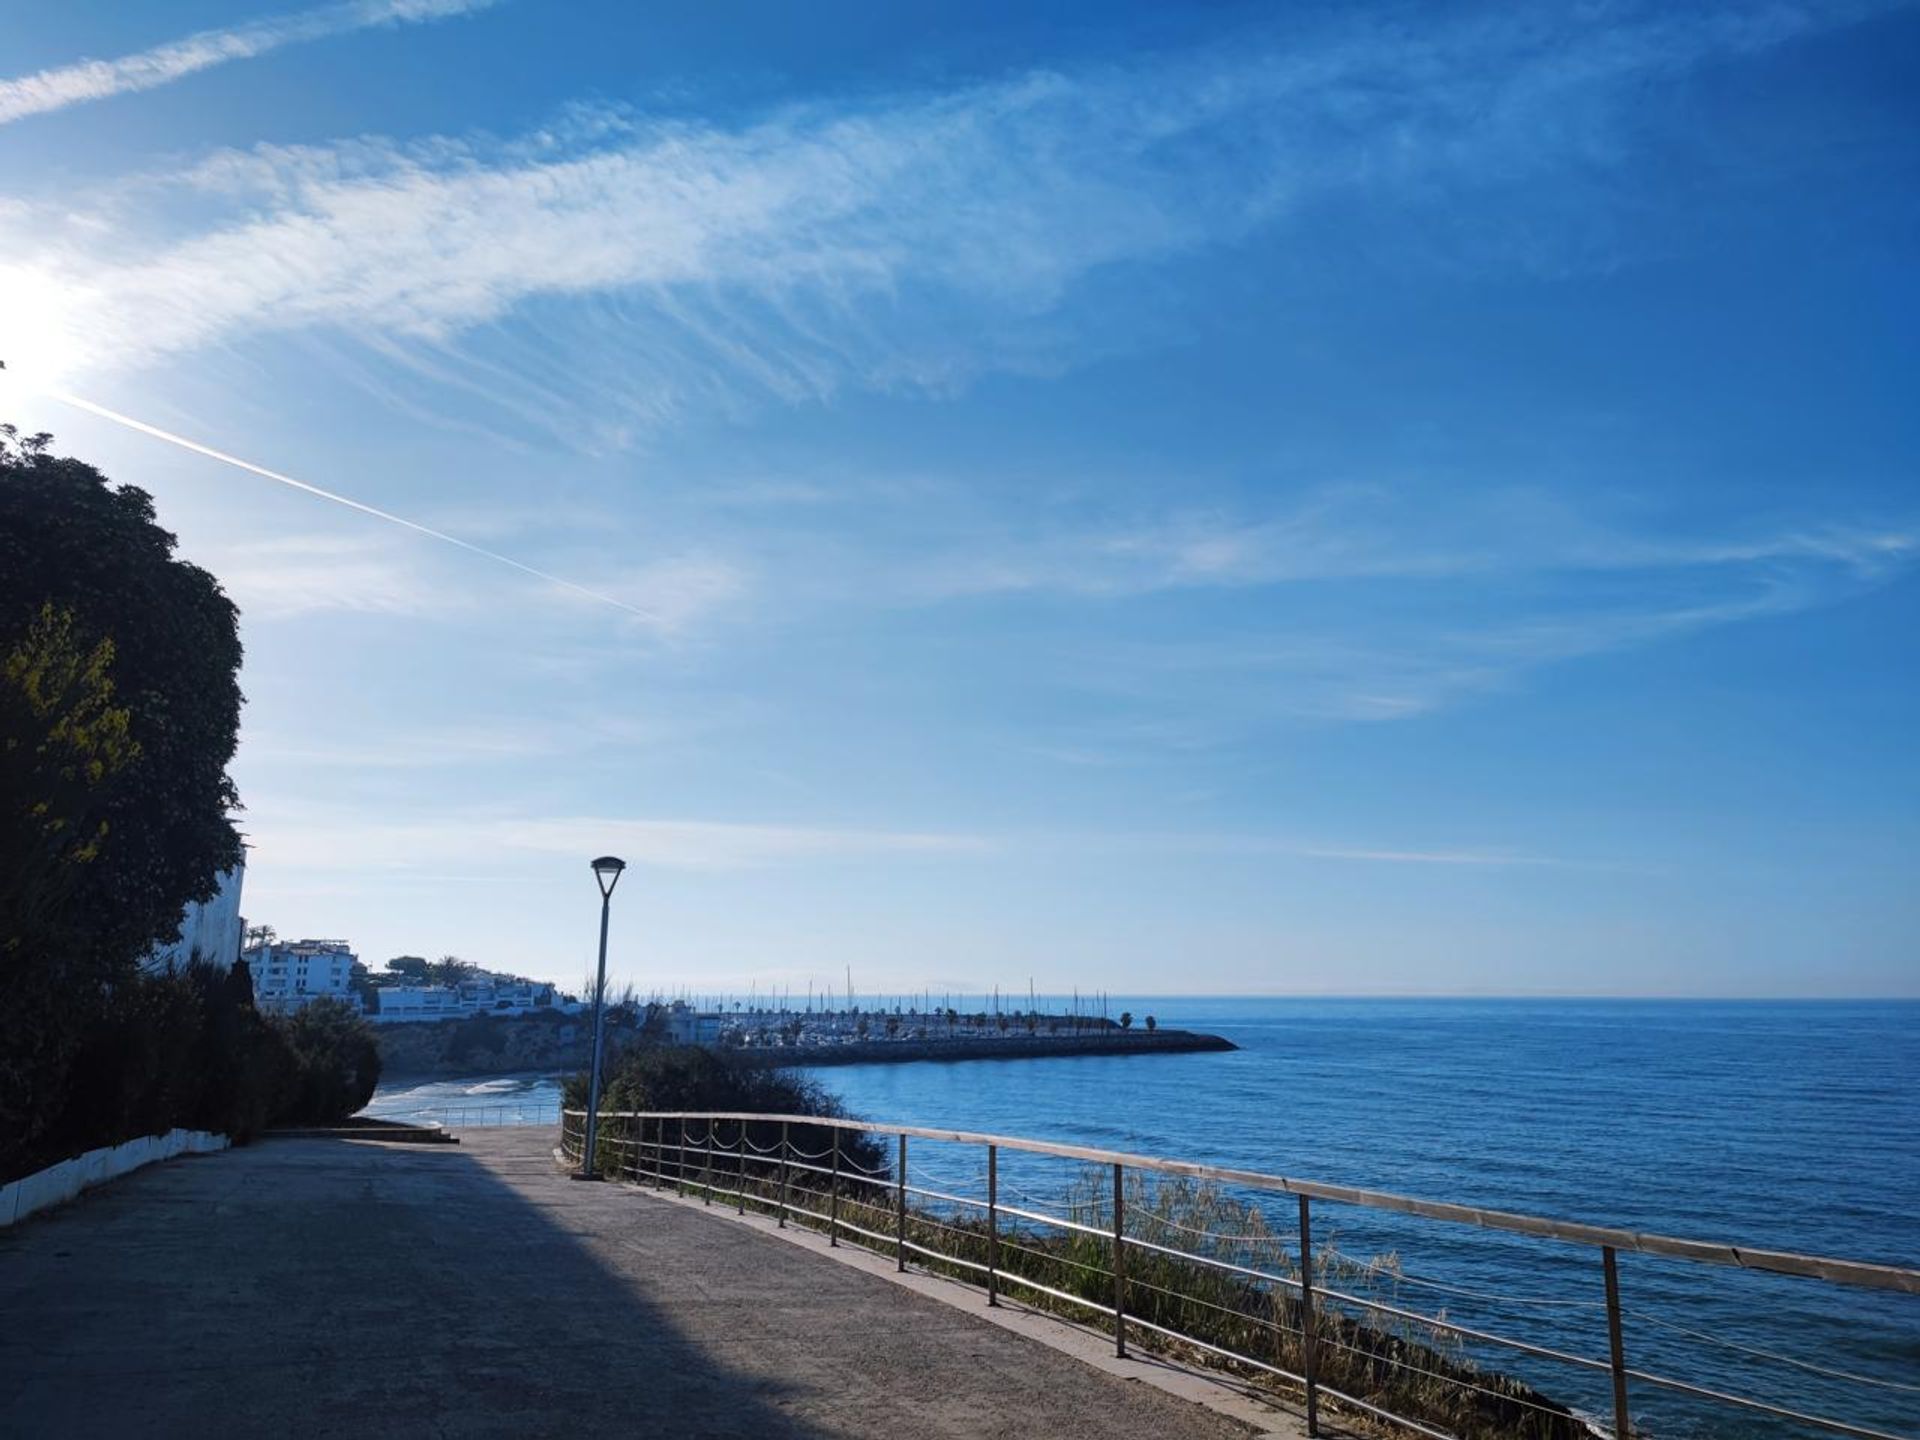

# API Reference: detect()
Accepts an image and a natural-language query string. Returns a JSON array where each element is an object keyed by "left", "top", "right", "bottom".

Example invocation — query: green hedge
[{"left": 4, "top": 965, "right": 382, "bottom": 1184}]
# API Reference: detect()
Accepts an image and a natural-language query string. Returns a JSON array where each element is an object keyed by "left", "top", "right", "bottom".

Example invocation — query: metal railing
[
  {"left": 559, "top": 1109, "right": 1918, "bottom": 1440},
  {"left": 416, "top": 1102, "right": 561, "bottom": 1129}
]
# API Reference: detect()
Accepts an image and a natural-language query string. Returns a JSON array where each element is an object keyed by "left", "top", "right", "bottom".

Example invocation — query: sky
[{"left": 1, "top": 0, "right": 1915, "bottom": 999}]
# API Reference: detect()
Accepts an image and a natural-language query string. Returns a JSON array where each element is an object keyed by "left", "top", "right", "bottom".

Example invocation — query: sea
[{"left": 366, "top": 998, "right": 1919, "bottom": 1438}]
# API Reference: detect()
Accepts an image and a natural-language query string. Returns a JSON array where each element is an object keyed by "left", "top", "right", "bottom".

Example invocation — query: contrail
[
  {"left": 48, "top": 389, "right": 659, "bottom": 622},
  {"left": 0, "top": 0, "right": 503, "bottom": 127}
]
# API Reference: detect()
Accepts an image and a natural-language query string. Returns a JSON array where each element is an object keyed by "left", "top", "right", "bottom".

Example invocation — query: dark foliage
[
  {"left": 6, "top": 969, "right": 384, "bottom": 1182},
  {"left": 274, "top": 998, "right": 382, "bottom": 1123},
  {"left": 1, "top": 426, "right": 245, "bottom": 1172},
  {"left": 19, "top": 964, "right": 274, "bottom": 1179},
  {"left": 565, "top": 1045, "right": 888, "bottom": 1177},
  {"left": 0, "top": 426, "right": 244, "bottom": 966}
]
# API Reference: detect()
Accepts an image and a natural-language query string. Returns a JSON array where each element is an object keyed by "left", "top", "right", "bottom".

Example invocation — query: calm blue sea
[{"left": 799, "top": 998, "right": 1920, "bottom": 1439}]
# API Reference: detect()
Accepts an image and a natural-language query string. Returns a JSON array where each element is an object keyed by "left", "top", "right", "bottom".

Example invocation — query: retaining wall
[{"left": 0, "top": 1129, "right": 229, "bottom": 1228}]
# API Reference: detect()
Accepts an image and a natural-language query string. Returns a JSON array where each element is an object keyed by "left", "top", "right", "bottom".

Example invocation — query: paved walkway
[{"left": 0, "top": 1129, "right": 1269, "bottom": 1438}]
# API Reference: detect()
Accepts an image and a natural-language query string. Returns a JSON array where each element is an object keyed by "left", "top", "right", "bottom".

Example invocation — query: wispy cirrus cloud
[
  {"left": 955, "top": 489, "right": 1918, "bottom": 735},
  {"left": 0, "top": 0, "right": 501, "bottom": 127},
  {"left": 210, "top": 530, "right": 747, "bottom": 637},
  {"left": 908, "top": 484, "right": 1918, "bottom": 600},
  {"left": 249, "top": 808, "right": 993, "bottom": 872},
  {"left": 6, "top": 2, "right": 1897, "bottom": 429},
  {"left": 245, "top": 804, "right": 1579, "bottom": 877},
  {"left": 215, "top": 533, "right": 457, "bottom": 619}
]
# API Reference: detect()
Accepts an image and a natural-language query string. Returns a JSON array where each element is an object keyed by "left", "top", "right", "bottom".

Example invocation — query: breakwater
[
  {"left": 374, "top": 1009, "right": 1234, "bottom": 1078},
  {"left": 734, "top": 1027, "right": 1234, "bottom": 1068}
]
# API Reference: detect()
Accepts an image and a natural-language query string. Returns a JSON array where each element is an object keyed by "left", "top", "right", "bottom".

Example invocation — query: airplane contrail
[{"left": 46, "top": 389, "right": 660, "bottom": 622}]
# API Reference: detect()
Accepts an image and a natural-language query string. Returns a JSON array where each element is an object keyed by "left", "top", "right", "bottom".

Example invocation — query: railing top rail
[{"left": 565, "top": 1108, "right": 1920, "bottom": 1295}]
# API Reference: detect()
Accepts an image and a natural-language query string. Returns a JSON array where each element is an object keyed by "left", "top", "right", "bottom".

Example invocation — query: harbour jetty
[
  {"left": 735, "top": 1025, "right": 1235, "bottom": 1068},
  {"left": 375, "top": 1005, "right": 1234, "bottom": 1078}
]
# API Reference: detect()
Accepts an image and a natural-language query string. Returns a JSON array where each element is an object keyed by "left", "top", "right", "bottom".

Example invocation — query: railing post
[
  {"left": 778, "top": 1121, "right": 790, "bottom": 1228},
  {"left": 736, "top": 1121, "right": 747, "bottom": 1215},
  {"left": 1604, "top": 1245, "right": 1631, "bottom": 1439},
  {"left": 1112, "top": 1162, "right": 1127, "bottom": 1358},
  {"left": 1299, "top": 1194, "right": 1320, "bottom": 1438},
  {"left": 701, "top": 1122, "right": 713, "bottom": 1206},
  {"left": 829, "top": 1132, "right": 841, "bottom": 1247},
  {"left": 677, "top": 1118, "right": 687, "bottom": 1197},
  {"left": 896, "top": 1132, "right": 908, "bottom": 1272},
  {"left": 986, "top": 1143, "right": 999, "bottom": 1307}
]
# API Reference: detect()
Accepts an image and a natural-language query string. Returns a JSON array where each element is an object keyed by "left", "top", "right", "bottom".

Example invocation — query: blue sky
[{"left": 2, "top": 0, "right": 1915, "bottom": 997}]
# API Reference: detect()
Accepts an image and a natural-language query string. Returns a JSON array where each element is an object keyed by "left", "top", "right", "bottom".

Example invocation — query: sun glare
[{"left": 0, "top": 265, "right": 89, "bottom": 390}]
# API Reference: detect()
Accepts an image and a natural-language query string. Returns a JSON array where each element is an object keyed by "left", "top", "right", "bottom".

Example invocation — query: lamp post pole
[{"left": 577, "top": 855, "right": 626, "bottom": 1180}]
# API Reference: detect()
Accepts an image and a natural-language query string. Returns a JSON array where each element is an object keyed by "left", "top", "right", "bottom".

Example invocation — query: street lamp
[{"left": 576, "top": 854, "right": 626, "bottom": 1180}]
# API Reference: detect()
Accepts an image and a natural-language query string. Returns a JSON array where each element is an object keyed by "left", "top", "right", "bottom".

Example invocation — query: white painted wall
[
  {"left": 141, "top": 860, "right": 246, "bottom": 973},
  {"left": 0, "top": 1129, "right": 229, "bottom": 1228}
]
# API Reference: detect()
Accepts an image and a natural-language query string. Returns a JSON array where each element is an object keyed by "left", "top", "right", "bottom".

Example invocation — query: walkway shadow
[{"left": 0, "top": 1131, "right": 833, "bottom": 1438}]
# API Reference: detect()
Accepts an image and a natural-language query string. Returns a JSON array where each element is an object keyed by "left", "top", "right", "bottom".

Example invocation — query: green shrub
[
  {"left": 565, "top": 1045, "right": 888, "bottom": 1178},
  {"left": 271, "top": 998, "right": 381, "bottom": 1123}
]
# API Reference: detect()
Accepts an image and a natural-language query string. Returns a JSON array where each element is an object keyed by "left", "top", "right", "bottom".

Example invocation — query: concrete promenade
[{"left": 0, "top": 1128, "right": 1282, "bottom": 1438}]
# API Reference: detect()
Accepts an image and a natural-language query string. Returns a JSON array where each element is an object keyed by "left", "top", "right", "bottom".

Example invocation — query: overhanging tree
[
  {"left": 0, "top": 425, "right": 243, "bottom": 962},
  {"left": 1, "top": 425, "right": 245, "bottom": 1170}
]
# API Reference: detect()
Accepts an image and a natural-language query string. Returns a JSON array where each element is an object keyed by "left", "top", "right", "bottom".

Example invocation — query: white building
[
  {"left": 369, "top": 975, "right": 563, "bottom": 1023},
  {"left": 141, "top": 861, "right": 246, "bottom": 974},
  {"left": 664, "top": 1002, "right": 724, "bottom": 1048},
  {"left": 247, "top": 938, "right": 358, "bottom": 1013},
  {"left": 370, "top": 985, "right": 466, "bottom": 1023}
]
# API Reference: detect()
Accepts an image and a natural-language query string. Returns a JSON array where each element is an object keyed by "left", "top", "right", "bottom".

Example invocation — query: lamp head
[{"left": 591, "top": 855, "right": 627, "bottom": 898}]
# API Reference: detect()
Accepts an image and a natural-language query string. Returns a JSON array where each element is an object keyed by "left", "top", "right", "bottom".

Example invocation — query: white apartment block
[
  {"left": 371, "top": 977, "right": 563, "bottom": 1023},
  {"left": 141, "top": 861, "right": 247, "bottom": 974},
  {"left": 246, "top": 939, "right": 359, "bottom": 1013}
]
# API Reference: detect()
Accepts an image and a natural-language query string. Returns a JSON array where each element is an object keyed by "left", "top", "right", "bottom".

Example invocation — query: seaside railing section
[
  {"left": 559, "top": 1108, "right": 1918, "bottom": 1440},
  {"left": 419, "top": 1102, "right": 562, "bottom": 1129}
]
